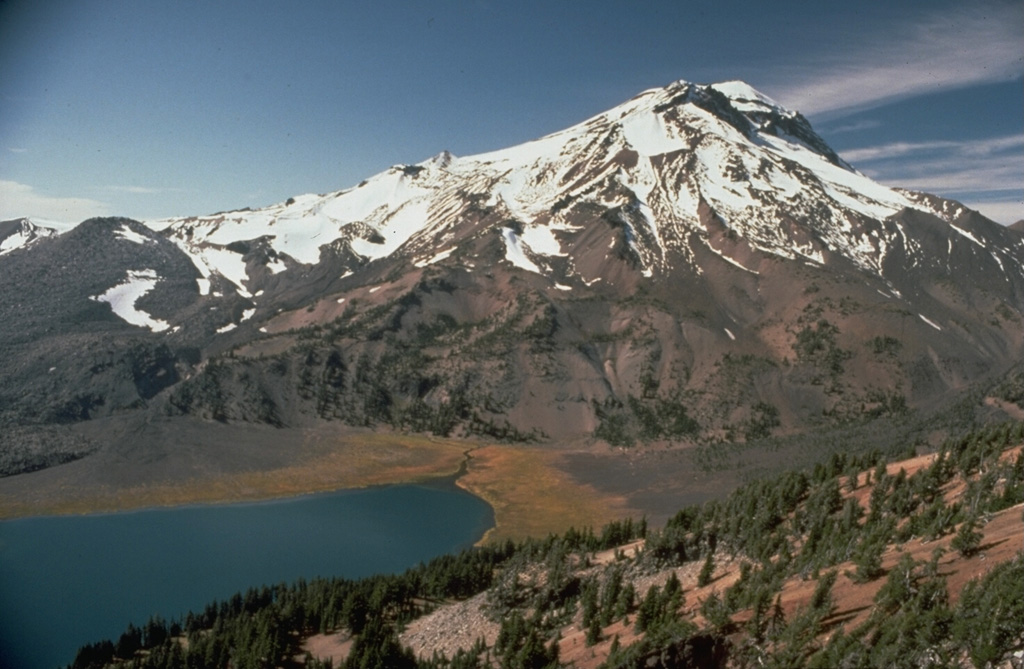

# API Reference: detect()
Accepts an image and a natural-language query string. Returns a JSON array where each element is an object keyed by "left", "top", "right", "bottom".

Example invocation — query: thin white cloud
[
  {"left": 842, "top": 140, "right": 961, "bottom": 163},
  {"left": 771, "top": 2, "right": 1023, "bottom": 116},
  {"left": 7, "top": 147, "right": 28, "bottom": 154},
  {"left": 0, "top": 180, "right": 110, "bottom": 223},
  {"left": 842, "top": 134, "right": 1024, "bottom": 224},
  {"left": 887, "top": 161, "right": 1021, "bottom": 194},
  {"left": 841, "top": 134, "right": 1024, "bottom": 164},
  {"left": 104, "top": 185, "right": 181, "bottom": 195},
  {"left": 823, "top": 119, "right": 882, "bottom": 135}
]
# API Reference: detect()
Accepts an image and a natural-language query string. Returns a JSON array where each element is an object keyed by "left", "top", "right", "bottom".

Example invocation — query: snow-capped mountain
[
  {"left": 1, "top": 79, "right": 1022, "bottom": 477},
  {"left": 147, "top": 79, "right": 1022, "bottom": 298},
  {"left": 0, "top": 218, "right": 58, "bottom": 255}
]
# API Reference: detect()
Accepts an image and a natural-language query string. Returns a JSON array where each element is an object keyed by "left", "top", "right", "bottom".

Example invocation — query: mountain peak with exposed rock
[{"left": 1, "top": 79, "right": 1022, "bottom": 478}]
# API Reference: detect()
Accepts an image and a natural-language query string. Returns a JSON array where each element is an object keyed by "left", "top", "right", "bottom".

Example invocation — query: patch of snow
[
  {"left": 711, "top": 81, "right": 781, "bottom": 107},
  {"left": 636, "top": 202, "right": 665, "bottom": 257},
  {"left": 337, "top": 297, "right": 346, "bottom": 304},
  {"left": 114, "top": 225, "right": 151, "bottom": 245},
  {"left": 414, "top": 248, "right": 454, "bottom": 267},
  {"left": 500, "top": 227, "right": 542, "bottom": 274},
  {"left": 693, "top": 138, "right": 764, "bottom": 216},
  {"left": 555, "top": 283, "right": 572, "bottom": 291},
  {"left": 707, "top": 243, "right": 759, "bottom": 274},
  {"left": 196, "top": 278, "right": 211, "bottom": 295},
  {"left": 949, "top": 224, "right": 984, "bottom": 248},
  {"left": 622, "top": 110, "right": 686, "bottom": 156},
  {"left": 793, "top": 244, "right": 825, "bottom": 265},
  {"left": 241, "top": 308, "right": 256, "bottom": 322},
  {"left": 201, "top": 247, "right": 252, "bottom": 297},
  {"left": 489, "top": 169, "right": 535, "bottom": 220},
  {"left": 724, "top": 328, "right": 736, "bottom": 341},
  {"left": 520, "top": 225, "right": 565, "bottom": 256},
  {"left": 756, "top": 132, "right": 914, "bottom": 221},
  {"left": 465, "top": 130, "right": 573, "bottom": 176},
  {"left": 0, "top": 230, "right": 32, "bottom": 254},
  {"left": 348, "top": 197, "right": 433, "bottom": 260},
  {"left": 267, "top": 259, "right": 288, "bottom": 274},
  {"left": 919, "top": 314, "right": 942, "bottom": 331},
  {"left": 216, "top": 323, "right": 237, "bottom": 334},
  {"left": 91, "top": 269, "right": 170, "bottom": 333},
  {"left": 0, "top": 221, "right": 57, "bottom": 254},
  {"left": 989, "top": 251, "right": 1005, "bottom": 273},
  {"left": 20, "top": 217, "right": 70, "bottom": 233},
  {"left": 368, "top": 286, "right": 381, "bottom": 293}
]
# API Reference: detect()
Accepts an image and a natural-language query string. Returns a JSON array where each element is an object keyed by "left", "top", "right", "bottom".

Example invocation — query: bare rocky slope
[{"left": 1, "top": 80, "right": 1023, "bottom": 477}]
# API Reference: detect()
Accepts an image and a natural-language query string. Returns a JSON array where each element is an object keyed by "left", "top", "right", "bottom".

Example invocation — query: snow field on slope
[
  {"left": 707, "top": 244, "right": 759, "bottom": 274},
  {"left": 500, "top": 228, "right": 542, "bottom": 273},
  {"left": 0, "top": 229, "right": 34, "bottom": 254},
  {"left": 465, "top": 122, "right": 583, "bottom": 169},
  {"left": 520, "top": 225, "right": 566, "bottom": 257},
  {"left": 199, "top": 247, "right": 252, "bottom": 298},
  {"left": 91, "top": 269, "right": 170, "bottom": 333},
  {"left": 348, "top": 197, "right": 434, "bottom": 260},
  {"left": 320, "top": 169, "right": 424, "bottom": 225},
  {"left": 948, "top": 223, "right": 984, "bottom": 248},
  {"left": 114, "top": 225, "right": 153, "bottom": 245},
  {"left": 414, "top": 248, "right": 454, "bottom": 268},
  {"left": 621, "top": 110, "right": 686, "bottom": 157},
  {"left": 710, "top": 81, "right": 782, "bottom": 107},
  {"left": 212, "top": 306, "right": 257, "bottom": 333},
  {"left": 756, "top": 133, "right": 912, "bottom": 220}
]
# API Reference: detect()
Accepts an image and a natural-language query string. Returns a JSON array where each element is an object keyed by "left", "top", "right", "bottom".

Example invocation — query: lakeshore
[{"left": 0, "top": 420, "right": 640, "bottom": 543}]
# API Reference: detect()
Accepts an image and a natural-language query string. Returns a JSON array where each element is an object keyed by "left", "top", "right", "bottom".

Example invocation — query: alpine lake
[{"left": 0, "top": 478, "right": 494, "bottom": 669}]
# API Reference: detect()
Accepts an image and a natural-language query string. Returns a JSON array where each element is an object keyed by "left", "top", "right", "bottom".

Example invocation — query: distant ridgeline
[{"left": 71, "top": 422, "right": 1024, "bottom": 668}]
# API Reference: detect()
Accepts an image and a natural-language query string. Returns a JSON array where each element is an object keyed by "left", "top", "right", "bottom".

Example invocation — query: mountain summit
[
  {"left": 150, "top": 79, "right": 1022, "bottom": 294},
  {"left": 1, "top": 80, "right": 1022, "bottom": 477}
]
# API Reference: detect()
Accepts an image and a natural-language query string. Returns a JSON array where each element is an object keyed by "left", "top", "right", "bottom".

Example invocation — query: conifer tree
[
  {"left": 951, "top": 515, "right": 983, "bottom": 557},
  {"left": 849, "top": 529, "right": 886, "bottom": 583},
  {"left": 697, "top": 552, "right": 715, "bottom": 587},
  {"left": 809, "top": 569, "right": 837, "bottom": 614},
  {"left": 635, "top": 584, "right": 660, "bottom": 633},
  {"left": 585, "top": 612, "right": 601, "bottom": 646},
  {"left": 663, "top": 572, "right": 683, "bottom": 615}
]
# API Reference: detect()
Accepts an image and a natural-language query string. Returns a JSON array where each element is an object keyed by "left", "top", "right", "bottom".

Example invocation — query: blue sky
[{"left": 1, "top": 0, "right": 1021, "bottom": 225}]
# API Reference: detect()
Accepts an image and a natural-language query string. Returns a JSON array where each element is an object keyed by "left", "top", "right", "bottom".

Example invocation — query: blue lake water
[{"left": 0, "top": 481, "right": 493, "bottom": 669}]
